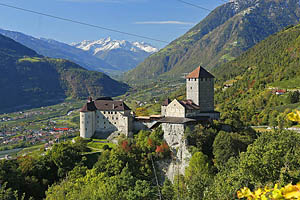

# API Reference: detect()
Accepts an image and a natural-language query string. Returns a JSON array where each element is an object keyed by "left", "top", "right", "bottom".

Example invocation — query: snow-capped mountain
[
  {"left": 72, "top": 37, "right": 158, "bottom": 54},
  {"left": 71, "top": 38, "right": 158, "bottom": 71}
]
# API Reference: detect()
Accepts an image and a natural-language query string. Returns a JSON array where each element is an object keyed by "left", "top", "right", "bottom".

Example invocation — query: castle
[{"left": 80, "top": 66, "right": 220, "bottom": 138}]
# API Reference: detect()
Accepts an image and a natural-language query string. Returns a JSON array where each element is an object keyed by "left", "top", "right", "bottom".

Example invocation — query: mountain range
[
  {"left": 124, "top": 0, "right": 300, "bottom": 83},
  {"left": 0, "top": 29, "right": 158, "bottom": 75},
  {"left": 0, "top": 33, "right": 129, "bottom": 113},
  {"left": 71, "top": 38, "right": 158, "bottom": 71},
  {"left": 0, "top": 28, "right": 117, "bottom": 73}
]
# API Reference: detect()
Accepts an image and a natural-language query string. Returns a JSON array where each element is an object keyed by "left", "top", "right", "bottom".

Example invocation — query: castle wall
[
  {"left": 95, "top": 111, "right": 118, "bottom": 133},
  {"left": 165, "top": 100, "right": 185, "bottom": 118},
  {"left": 186, "top": 78, "right": 200, "bottom": 106},
  {"left": 199, "top": 78, "right": 214, "bottom": 112},
  {"left": 161, "top": 105, "right": 167, "bottom": 116},
  {"left": 80, "top": 112, "right": 96, "bottom": 138},
  {"left": 118, "top": 114, "right": 130, "bottom": 137},
  {"left": 94, "top": 110, "right": 132, "bottom": 136},
  {"left": 132, "top": 120, "right": 150, "bottom": 132},
  {"left": 186, "top": 78, "right": 214, "bottom": 112},
  {"left": 185, "top": 110, "right": 220, "bottom": 120}
]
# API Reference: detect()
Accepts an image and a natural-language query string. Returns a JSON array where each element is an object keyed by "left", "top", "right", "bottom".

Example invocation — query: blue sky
[{"left": 0, "top": 0, "right": 224, "bottom": 48}]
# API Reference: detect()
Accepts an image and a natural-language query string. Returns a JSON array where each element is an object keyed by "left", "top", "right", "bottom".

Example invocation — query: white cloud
[{"left": 134, "top": 21, "right": 195, "bottom": 25}]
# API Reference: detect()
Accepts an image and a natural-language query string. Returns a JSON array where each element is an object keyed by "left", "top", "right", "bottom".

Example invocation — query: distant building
[{"left": 272, "top": 89, "right": 287, "bottom": 95}]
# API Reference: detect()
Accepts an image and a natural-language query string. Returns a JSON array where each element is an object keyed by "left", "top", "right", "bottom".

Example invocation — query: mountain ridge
[
  {"left": 0, "top": 28, "right": 118, "bottom": 73},
  {"left": 0, "top": 33, "right": 129, "bottom": 113},
  {"left": 124, "top": 0, "right": 300, "bottom": 83}
]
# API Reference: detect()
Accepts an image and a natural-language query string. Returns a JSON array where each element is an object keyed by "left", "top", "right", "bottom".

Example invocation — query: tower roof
[{"left": 186, "top": 66, "right": 214, "bottom": 79}]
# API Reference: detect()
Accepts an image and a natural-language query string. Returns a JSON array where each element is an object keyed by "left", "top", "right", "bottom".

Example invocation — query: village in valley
[{"left": 0, "top": 101, "right": 81, "bottom": 158}]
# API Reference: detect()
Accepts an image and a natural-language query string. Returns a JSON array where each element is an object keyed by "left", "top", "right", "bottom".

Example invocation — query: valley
[
  {"left": 0, "top": 100, "right": 82, "bottom": 157},
  {"left": 2, "top": 0, "right": 300, "bottom": 199}
]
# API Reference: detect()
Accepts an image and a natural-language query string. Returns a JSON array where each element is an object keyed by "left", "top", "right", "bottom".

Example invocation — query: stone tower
[
  {"left": 186, "top": 66, "right": 214, "bottom": 112},
  {"left": 80, "top": 99, "right": 96, "bottom": 138}
]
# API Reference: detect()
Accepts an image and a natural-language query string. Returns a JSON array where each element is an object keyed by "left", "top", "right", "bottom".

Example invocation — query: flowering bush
[{"left": 237, "top": 183, "right": 300, "bottom": 200}]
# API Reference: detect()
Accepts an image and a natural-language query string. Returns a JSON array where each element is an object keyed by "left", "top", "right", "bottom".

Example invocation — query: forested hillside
[
  {"left": 0, "top": 34, "right": 129, "bottom": 113},
  {"left": 124, "top": 0, "right": 300, "bottom": 83},
  {"left": 214, "top": 23, "right": 300, "bottom": 126}
]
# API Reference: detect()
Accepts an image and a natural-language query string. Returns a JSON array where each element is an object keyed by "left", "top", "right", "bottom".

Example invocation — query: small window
[
  {"left": 194, "top": 78, "right": 196, "bottom": 81},
  {"left": 188, "top": 78, "right": 190, "bottom": 81},
  {"left": 190, "top": 87, "right": 192, "bottom": 90},
  {"left": 104, "top": 122, "right": 106, "bottom": 124},
  {"left": 103, "top": 111, "right": 106, "bottom": 114},
  {"left": 114, "top": 122, "right": 117, "bottom": 125},
  {"left": 85, "top": 128, "right": 87, "bottom": 131},
  {"left": 112, "top": 117, "right": 114, "bottom": 120},
  {"left": 116, "top": 117, "right": 118, "bottom": 120},
  {"left": 104, "top": 126, "right": 106, "bottom": 129},
  {"left": 97, "top": 116, "right": 99, "bottom": 119},
  {"left": 103, "top": 116, "right": 105, "bottom": 119}
]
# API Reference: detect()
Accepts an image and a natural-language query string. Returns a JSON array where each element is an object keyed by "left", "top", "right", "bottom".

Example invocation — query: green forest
[
  {"left": 213, "top": 24, "right": 300, "bottom": 128},
  {"left": 2, "top": 119, "right": 300, "bottom": 199}
]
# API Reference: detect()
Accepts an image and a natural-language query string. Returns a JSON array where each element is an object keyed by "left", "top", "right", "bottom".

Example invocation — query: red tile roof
[
  {"left": 80, "top": 102, "right": 97, "bottom": 112},
  {"left": 186, "top": 66, "right": 214, "bottom": 79},
  {"left": 179, "top": 100, "right": 200, "bottom": 110},
  {"left": 94, "top": 100, "right": 131, "bottom": 111},
  {"left": 162, "top": 98, "right": 171, "bottom": 106}
]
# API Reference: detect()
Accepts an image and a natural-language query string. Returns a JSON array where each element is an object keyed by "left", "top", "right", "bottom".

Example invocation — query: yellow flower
[
  {"left": 283, "top": 183, "right": 300, "bottom": 199},
  {"left": 287, "top": 110, "right": 300, "bottom": 123}
]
